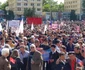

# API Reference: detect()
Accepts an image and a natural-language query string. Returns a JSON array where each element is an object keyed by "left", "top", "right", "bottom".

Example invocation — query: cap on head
[
  {"left": 30, "top": 44, "right": 36, "bottom": 48},
  {"left": 68, "top": 51, "right": 75, "bottom": 55},
  {"left": 75, "top": 43, "right": 80, "bottom": 49},
  {"left": 59, "top": 52, "right": 65, "bottom": 57}
]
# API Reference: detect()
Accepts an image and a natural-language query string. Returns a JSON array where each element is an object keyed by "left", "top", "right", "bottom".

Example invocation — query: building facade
[
  {"left": 8, "top": 0, "right": 43, "bottom": 18},
  {"left": 64, "top": 0, "right": 83, "bottom": 14}
]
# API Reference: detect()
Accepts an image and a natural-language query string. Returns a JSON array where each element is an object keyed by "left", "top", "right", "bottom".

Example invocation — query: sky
[{"left": 0, "top": 0, "right": 64, "bottom": 4}]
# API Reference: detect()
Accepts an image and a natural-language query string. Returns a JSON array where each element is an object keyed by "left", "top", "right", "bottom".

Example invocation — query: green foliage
[
  {"left": 4, "top": 10, "right": 14, "bottom": 20},
  {"left": 24, "top": 7, "right": 35, "bottom": 18},
  {"left": 70, "top": 10, "right": 77, "bottom": 21},
  {"left": 43, "top": 0, "right": 64, "bottom": 12},
  {"left": 82, "top": 0, "right": 85, "bottom": 13},
  {"left": 0, "top": 1, "right": 8, "bottom": 10},
  {"left": 0, "top": 1, "right": 14, "bottom": 20}
]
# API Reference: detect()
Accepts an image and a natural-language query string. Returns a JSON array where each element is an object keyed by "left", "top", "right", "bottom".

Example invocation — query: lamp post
[
  {"left": 5, "top": 7, "right": 9, "bottom": 20},
  {"left": 49, "top": 0, "right": 53, "bottom": 22}
]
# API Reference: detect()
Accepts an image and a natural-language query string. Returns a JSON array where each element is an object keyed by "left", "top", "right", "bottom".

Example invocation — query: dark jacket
[
  {"left": 75, "top": 53, "right": 84, "bottom": 60},
  {"left": 49, "top": 51, "right": 59, "bottom": 70},
  {"left": 66, "top": 43, "right": 74, "bottom": 52},
  {"left": 10, "top": 57, "right": 23, "bottom": 70},
  {"left": 56, "top": 61, "right": 66, "bottom": 70}
]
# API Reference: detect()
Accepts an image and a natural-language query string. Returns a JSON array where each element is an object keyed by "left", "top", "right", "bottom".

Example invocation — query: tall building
[
  {"left": 8, "top": 0, "right": 43, "bottom": 17},
  {"left": 64, "top": 0, "right": 83, "bottom": 14}
]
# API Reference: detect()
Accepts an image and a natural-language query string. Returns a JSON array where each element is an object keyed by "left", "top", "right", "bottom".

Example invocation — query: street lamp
[
  {"left": 5, "top": 7, "right": 9, "bottom": 15},
  {"left": 5, "top": 7, "right": 9, "bottom": 20}
]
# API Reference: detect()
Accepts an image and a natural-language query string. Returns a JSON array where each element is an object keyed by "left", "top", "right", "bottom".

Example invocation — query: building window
[
  {"left": 37, "top": 0, "right": 41, "bottom": 1},
  {"left": 24, "top": 3, "right": 28, "bottom": 6},
  {"left": 37, "top": 8, "right": 41, "bottom": 11},
  {"left": 31, "top": 0, "right": 34, "bottom": 1},
  {"left": 37, "top": 3, "right": 40, "bottom": 6},
  {"left": 24, "top": 0, "right": 28, "bottom": 1},
  {"left": 31, "top": 3, "right": 34, "bottom": 6},
  {"left": 17, "top": 7, "right": 21, "bottom": 11},
  {"left": 17, "top": 3, "right": 21, "bottom": 6},
  {"left": 17, "top": 0, "right": 21, "bottom": 1}
]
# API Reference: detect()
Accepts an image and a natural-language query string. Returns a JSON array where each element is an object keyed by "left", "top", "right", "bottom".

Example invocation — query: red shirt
[{"left": 70, "top": 59, "right": 76, "bottom": 70}]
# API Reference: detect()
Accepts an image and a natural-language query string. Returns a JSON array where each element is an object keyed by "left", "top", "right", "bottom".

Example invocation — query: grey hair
[
  {"left": 30, "top": 44, "right": 36, "bottom": 48},
  {"left": 1, "top": 48, "right": 9, "bottom": 56}
]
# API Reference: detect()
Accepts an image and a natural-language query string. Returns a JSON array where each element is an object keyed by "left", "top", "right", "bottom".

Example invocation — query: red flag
[
  {"left": 10, "top": 57, "right": 16, "bottom": 64},
  {"left": 27, "top": 17, "right": 42, "bottom": 25}
]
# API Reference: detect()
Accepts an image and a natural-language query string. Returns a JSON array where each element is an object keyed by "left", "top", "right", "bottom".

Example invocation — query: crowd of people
[{"left": 0, "top": 20, "right": 85, "bottom": 70}]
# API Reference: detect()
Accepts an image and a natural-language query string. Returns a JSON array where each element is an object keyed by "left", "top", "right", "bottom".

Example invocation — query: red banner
[{"left": 27, "top": 17, "right": 42, "bottom": 25}]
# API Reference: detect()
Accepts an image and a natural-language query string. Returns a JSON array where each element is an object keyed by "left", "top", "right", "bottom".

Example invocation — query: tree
[
  {"left": 82, "top": 0, "right": 85, "bottom": 13},
  {"left": 70, "top": 10, "right": 77, "bottom": 21},
  {"left": 43, "top": 0, "right": 58, "bottom": 12},
  {"left": 57, "top": 2, "right": 64, "bottom": 12},
  {"left": 24, "top": 7, "right": 36, "bottom": 18},
  {"left": 43, "top": 0, "right": 64, "bottom": 12},
  {"left": 4, "top": 10, "right": 14, "bottom": 20},
  {"left": 0, "top": 1, "right": 8, "bottom": 10},
  {"left": 0, "top": 1, "right": 14, "bottom": 20}
]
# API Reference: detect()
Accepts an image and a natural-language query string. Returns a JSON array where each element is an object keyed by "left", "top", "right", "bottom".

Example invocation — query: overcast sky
[{"left": 0, "top": 0, "right": 64, "bottom": 4}]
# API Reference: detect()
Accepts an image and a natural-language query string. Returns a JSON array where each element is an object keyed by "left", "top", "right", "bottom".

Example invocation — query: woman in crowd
[{"left": 10, "top": 49, "right": 23, "bottom": 70}]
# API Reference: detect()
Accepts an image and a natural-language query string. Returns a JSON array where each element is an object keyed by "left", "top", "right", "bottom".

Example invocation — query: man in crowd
[
  {"left": 64, "top": 51, "right": 83, "bottom": 70},
  {"left": 19, "top": 45, "right": 29, "bottom": 70},
  {"left": 49, "top": 45, "right": 59, "bottom": 70},
  {"left": 66, "top": 38, "right": 75, "bottom": 52},
  {"left": 56, "top": 52, "right": 66, "bottom": 70}
]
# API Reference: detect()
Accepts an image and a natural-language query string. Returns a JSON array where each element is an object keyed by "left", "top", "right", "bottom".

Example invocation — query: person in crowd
[
  {"left": 62, "top": 34, "right": 68, "bottom": 46},
  {"left": 40, "top": 38, "right": 50, "bottom": 51},
  {"left": 74, "top": 44, "right": 84, "bottom": 60},
  {"left": 0, "top": 37, "right": 5, "bottom": 48},
  {"left": 0, "top": 48, "right": 11, "bottom": 70},
  {"left": 10, "top": 49, "right": 23, "bottom": 70},
  {"left": 26, "top": 44, "right": 43, "bottom": 70},
  {"left": 56, "top": 52, "right": 66, "bottom": 70},
  {"left": 0, "top": 42, "right": 3, "bottom": 56},
  {"left": 5, "top": 38, "right": 15, "bottom": 49},
  {"left": 64, "top": 51, "right": 84, "bottom": 70},
  {"left": 60, "top": 45, "right": 68, "bottom": 59},
  {"left": 66, "top": 38, "right": 75, "bottom": 52},
  {"left": 49, "top": 45, "right": 59, "bottom": 70},
  {"left": 19, "top": 45, "right": 29, "bottom": 70},
  {"left": 28, "top": 35, "right": 36, "bottom": 50},
  {"left": 15, "top": 39, "right": 24, "bottom": 49},
  {"left": 54, "top": 39, "right": 62, "bottom": 53},
  {"left": 23, "top": 37, "right": 29, "bottom": 51}
]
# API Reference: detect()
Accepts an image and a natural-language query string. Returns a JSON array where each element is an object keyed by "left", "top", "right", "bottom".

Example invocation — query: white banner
[
  {"left": 8, "top": 20, "right": 20, "bottom": 32},
  {"left": 9, "top": 20, "right": 20, "bottom": 28}
]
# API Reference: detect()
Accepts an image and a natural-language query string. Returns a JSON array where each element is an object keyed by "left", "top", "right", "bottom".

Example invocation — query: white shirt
[{"left": 56, "top": 46, "right": 61, "bottom": 53}]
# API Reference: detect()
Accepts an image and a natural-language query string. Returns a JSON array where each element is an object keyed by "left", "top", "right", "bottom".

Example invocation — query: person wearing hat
[
  {"left": 60, "top": 45, "right": 68, "bottom": 59},
  {"left": 63, "top": 51, "right": 83, "bottom": 70},
  {"left": 56, "top": 52, "right": 66, "bottom": 70},
  {"left": 48, "top": 45, "right": 59, "bottom": 70},
  {"left": 74, "top": 44, "right": 84, "bottom": 60},
  {"left": 26, "top": 44, "right": 43, "bottom": 70}
]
